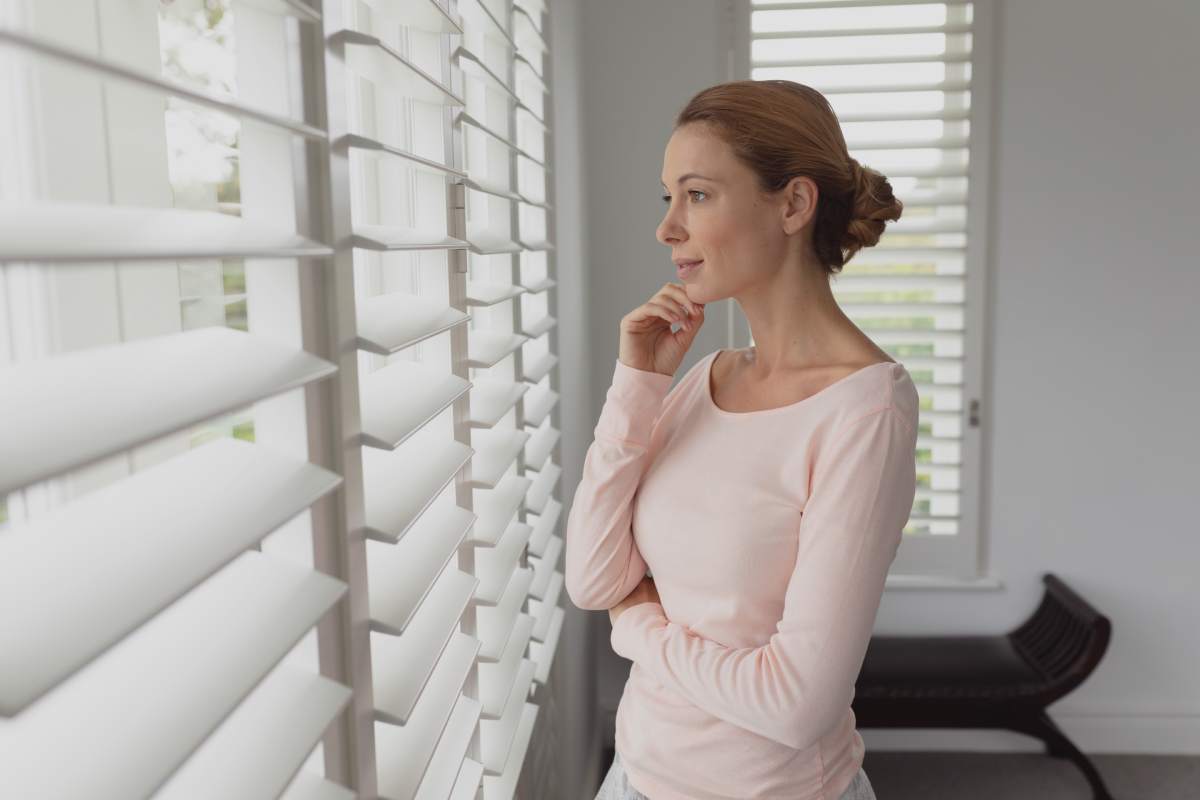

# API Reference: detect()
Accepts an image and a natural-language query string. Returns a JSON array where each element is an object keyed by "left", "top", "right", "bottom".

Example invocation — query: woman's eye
[{"left": 661, "top": 190, "right": 707, "bottom": 204}]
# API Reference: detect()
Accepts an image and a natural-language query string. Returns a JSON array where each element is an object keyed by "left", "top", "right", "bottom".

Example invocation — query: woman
[{"left": 565, "top": 79, "right": 917, "bottom": 800}]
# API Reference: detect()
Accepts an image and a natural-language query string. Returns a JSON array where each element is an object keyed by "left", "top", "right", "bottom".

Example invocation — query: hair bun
[{"left": 842, "top": 158, "right": 904, "bottom": 256}]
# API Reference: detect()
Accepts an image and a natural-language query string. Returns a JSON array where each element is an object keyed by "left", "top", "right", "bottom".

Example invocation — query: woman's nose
[{"left": 657, "top": 208, "right": 686, "bottom": 245}]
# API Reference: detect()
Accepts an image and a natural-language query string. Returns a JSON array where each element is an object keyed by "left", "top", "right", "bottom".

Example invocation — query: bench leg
[{"left": 1011, "top": 710, "right": 1116, "bottom": 800}]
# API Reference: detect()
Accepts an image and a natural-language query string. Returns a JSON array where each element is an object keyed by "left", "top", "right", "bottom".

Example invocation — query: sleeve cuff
[
  {"left": 610, "top": 601, "right": 669, "bottom": 661},
  {"left": 593, "top": 358, "right": 675, "bottom": 445}
]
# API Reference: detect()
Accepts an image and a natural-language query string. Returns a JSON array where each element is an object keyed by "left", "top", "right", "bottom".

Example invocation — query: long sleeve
[
  {"left": 564, "top": 357, "right": 675, "bottom": 611},
  {"left": 609, "top": 405, "right": 917, "bottom": 751}
]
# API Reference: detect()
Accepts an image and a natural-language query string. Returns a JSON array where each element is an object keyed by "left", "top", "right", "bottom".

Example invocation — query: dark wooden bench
[{"left": 852, "top": 573, "right": 1114, "bottom": 799}]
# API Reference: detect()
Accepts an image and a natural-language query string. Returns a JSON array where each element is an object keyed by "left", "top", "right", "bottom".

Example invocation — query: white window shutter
[
  {"left": 742, "top": 0, "right": 992, "bottom": 579},
  {"left": 319, "top": 0, "right": 559, "bottom": 797},
  {"left": 0, "top": 2, "right": 352, "bottom": 799},
  {"left": 3, "top": 0, "right": 560, "bottom": 795}
]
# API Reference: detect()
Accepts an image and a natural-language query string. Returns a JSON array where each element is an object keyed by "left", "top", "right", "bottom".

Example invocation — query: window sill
[{"left": 885, "top": 573, "right": 1005, "bottom": 591}]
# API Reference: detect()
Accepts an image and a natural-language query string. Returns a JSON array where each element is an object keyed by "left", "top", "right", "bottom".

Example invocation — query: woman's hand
[
  {"left": 618, "top": 282, "right": 705, "bottom": 377},
  {"left": 609, "top": 575, "right": 661, "bottom": 626}
]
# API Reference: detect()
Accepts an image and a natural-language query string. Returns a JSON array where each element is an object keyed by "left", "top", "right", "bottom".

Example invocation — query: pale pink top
[{"left": 565, "top": 348, "right": 919, "bottom": 800}]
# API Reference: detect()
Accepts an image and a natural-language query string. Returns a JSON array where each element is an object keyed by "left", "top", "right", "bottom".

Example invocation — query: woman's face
[{"left": 657, "top": 123, "right": 814, "bottom": 302}]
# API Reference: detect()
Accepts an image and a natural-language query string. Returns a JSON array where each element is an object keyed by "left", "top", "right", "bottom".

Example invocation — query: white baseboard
[{"left": 862, "top": 713, "right": 1200, "bottom": 754}]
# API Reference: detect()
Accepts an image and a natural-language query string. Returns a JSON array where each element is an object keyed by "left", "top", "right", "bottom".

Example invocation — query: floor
[{"left": 595, "top": 747, "right": 1200, "bottom": 799}]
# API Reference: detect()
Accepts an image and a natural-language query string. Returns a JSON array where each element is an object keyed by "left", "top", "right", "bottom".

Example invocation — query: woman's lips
[{"left": 676, "top": 260, "right": 703, "bottom": 278}]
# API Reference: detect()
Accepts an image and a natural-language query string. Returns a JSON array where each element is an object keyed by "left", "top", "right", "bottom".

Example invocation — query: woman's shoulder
[{"left": 827, "top": 359, "right": 919, "bottom": 436}]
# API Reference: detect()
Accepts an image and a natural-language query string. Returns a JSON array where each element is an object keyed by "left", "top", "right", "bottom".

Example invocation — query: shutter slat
[
  {"left": 529, "top": 572, "right": 564, "bottom": 642},
  {"left": 457, "top": 111, "right": 521, "bottom": 152},
  {"left": 517, "top": 194, "right": 553, "bottom": 210},
  {"left": 829, "top": 107, "right": 970, "bottom": 123},
  {"left": 469, "top": 427, "right": 533, "bottom": 488},
  {"left": 511, "top": 8, "right": 547, "bottom": 53},
  {"left": 0, "top": 203, "right": 330, "bottom": 263},
  {"left": 358, "top": 0, "right": 464, "bottom": 34},
  {"left": 0, "top": 438, "right": 340, "bottom": 715},
  {"left": 466, "top": 279, "right": 526, "bottom": 305},
  {"left": 415, "top": 695, "right": 483, "bottom": 800},
  {"left": 0, "top": 552, "right": 345, "bottom": 800},
  {"left": 467, "top": 234, "right": 526, "bottom": 255},
  {"left": 475, "top": 522, "right": 534, "bottom": 604},
  {"left": 516, "top": 107, "right": 550, "bottom": 137},
  {"left": 462, "top": 176, "right": 523, "bottom": 201},
  {"left": 471, "top": 475, "right": 536, "bottom": 546},
  {"left": 478, "top": 615, "right": 535, "bottom": 718},
  {"left": 753, "top": 23, "right": 972, "bottom": 40},
  {"left": 838, "top": 301, "right": 962, "bottom": 314},
  {"left": 513, "top": 3, "right": 543, "bottom": 32},
  {"left": 456, "top": 46, "right": 519, "bottom": 101},
  {"left": 360, "top": 360, "right": 472, "bottom": 450},
  {"left": 529, "top": 606, "right": 564, "bottom": 684},
  {"left": 754, "top": 52, "right": 971, "bottom": 69},
  {"left": 845, "top": 134, "right": 969, "bottom": 150},
  {"left": 872, "top": 217, "right": 966, "bottom": 236},
  {"left": 0, "top": 327, "right": 335, "bottom": 494},
  {"left": 467, "top": 330, "right": 530, "bottom": 367},
  {"left": 523, "top": 424, "right": 560, "bottom": 469},
  {"left": 516, "top": 237, "right": 554, "bottom": 251},
  {"left": 810, "top": 79, "right": 972, "bottom": 96},
  {"left": 356, "top": 292, "right": 471, "bottom": 356},
  {"left": 832, "top": 274, "right": 964, "bottom": 289},
  {"left": 517, "top": 0, "right": 547, "bottom": 15},
  {"left": 476, "top": 567, "right": 535, "bottom": 661},
  {"left": 519, "top": 276, "right": 557, "bottom": 293},
  {"left": 516, "top": 148, "right": 550, "bottom": 171},
  {"left": 375, "top": 632, "right": 480, "bottom": 800},
  {"left": 0, "top": 28, "right": 325, "bottom": 139},
  {"left": 362, "top": 429, "right": 474, "bottom": 542},
  {"left": 463, "top": 0, "right": 518, "bottom": 50},
  {"left": 372, "top": 567, "right": 478, "bottom": 724},
  {"left": 334, "top": 30, "right": 465, "bottom": 106},
  {"left": 479, "top": 660, "right": 537, "bottom": 773},
  {"left": 848, "top": 246, "right": 966, "bottom": 262},
  {"left": 520, "top": 384, "right": 558, "bottom": 425},
  {"left": 466, "top": 378, "right": 530, "bottom": 427},
  {"left": 520, "top": 351, "right": 557, "bottom": 383},
  {"left": 480, "top": 703, "right": 538, "bottom": 799},
  {"left": 514, "top": 54, "right": 549, "bottom": 92},
  {"left": 528, "top": 535, "right": 562, "bottom": 599},
  {"left": 894, "top": 188, "right": 969, "bottom": 206},
  {"left": 366, "top": 508, "right": 474, "bottom": 636},
  {"left": 339, "top": 134, "right": 467, "bottom": 179},
  {"left": 527, "top": 497, "right": 562, "bottom": 557},
  {"left": 524, "top": 461, "right": 561, "bottom": 513},
  {"left": 516, "top": 102, "right": 548, "bottom": 128},
  {"left": 448, "top": 760, "right": 485, "bottom": 800},
  {"left": 154, "top": 665, "right": 351, "bottom": 800},
  {"left": 353, "top": 225, "right": 470, "bottom": 252}
]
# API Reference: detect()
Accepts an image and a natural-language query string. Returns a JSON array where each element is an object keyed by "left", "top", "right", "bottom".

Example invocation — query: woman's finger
[{"left": 660, "top": 282, "right": 702, "bottom": 315}]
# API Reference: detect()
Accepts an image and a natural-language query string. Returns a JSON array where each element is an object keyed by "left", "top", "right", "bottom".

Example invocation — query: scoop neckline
[{"left": 703, "top": 348, "right": 898, "bottom": 418}]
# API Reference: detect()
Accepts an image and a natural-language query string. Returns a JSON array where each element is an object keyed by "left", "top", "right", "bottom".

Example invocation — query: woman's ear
[{"left": 780, "top": 175, "right": 818, "bottom": 236}]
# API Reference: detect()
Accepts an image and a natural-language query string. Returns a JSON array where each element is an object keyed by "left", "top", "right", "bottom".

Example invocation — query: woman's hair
[{"left": 674, "top": 79, "right": 903, "bottom": 274}]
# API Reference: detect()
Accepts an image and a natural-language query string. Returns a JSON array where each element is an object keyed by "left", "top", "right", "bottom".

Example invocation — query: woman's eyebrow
[{"left": 660, "top": 172, "right": 719, "bottom": 187}]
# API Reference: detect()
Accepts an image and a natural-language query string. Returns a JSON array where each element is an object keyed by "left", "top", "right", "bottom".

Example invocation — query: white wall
[{"left": 565, "top": 0, "right": 1200, "bottom": 761}]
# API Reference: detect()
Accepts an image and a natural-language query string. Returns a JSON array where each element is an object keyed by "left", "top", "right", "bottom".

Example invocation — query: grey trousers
[{"left": 594, "top": 751, "right": 878, "bottom": 800}]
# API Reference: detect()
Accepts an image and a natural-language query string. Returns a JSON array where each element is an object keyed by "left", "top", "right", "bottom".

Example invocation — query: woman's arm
[
  {"left": 563, "top": 357, "right": 674, "bottom": 611},
  {"left": 609, "top": 407, "right": 917, "bottom": 750}
]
